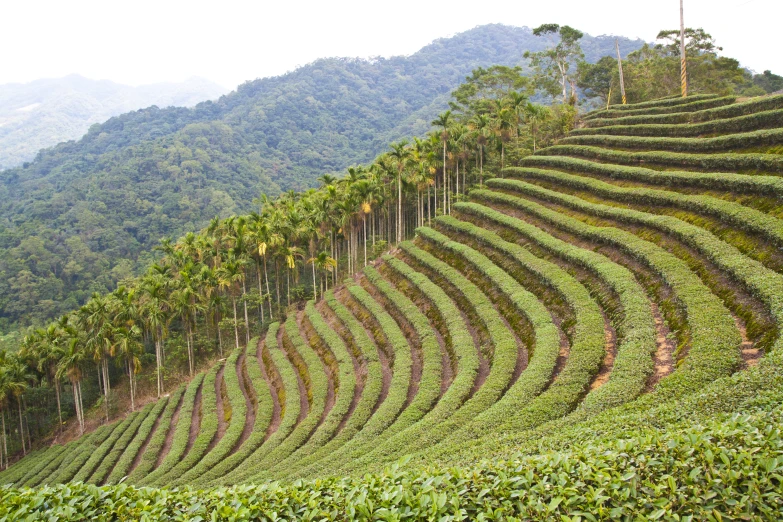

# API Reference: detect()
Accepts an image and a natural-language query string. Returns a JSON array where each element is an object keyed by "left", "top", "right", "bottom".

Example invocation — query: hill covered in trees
[
  {"left": 0, "top": 75, "right": 227, "bottom": 170},
  {"left": 0, "top": 24, "right": 645, "bottom": 331}
]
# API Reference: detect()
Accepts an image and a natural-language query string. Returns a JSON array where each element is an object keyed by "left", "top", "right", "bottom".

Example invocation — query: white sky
[{"left": 2, "top": 0, "right": 780, "bottom": 89}]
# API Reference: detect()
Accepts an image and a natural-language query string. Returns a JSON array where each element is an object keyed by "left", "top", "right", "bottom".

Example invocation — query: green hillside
[
  {"left": 0, "top": 24, "right": 644, "bottom": 331},
  {"left": 0, "top": 75, "right": 228, "bottom": 170},
  {"left": 2, "top": 92, "right": 783, "bottom": 518}
]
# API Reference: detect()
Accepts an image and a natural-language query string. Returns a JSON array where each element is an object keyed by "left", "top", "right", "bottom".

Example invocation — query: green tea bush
[
  {"left": 3, "top": 404, "right": 781, "bottom": 520},
  {"left": 126, "top": 384, "right": 185, "bottom": 484},
  {"left": 194, "top": 335, "right": 274, "bottom": 486},
  {"left": 223, "top": 323, "right": 304, "bottom": 485},
  {"left": 585, "top": 94, "right": 782, "bottom": 123},
  {"left": 523, "top": 154, "right": 783, "bottom": 199},
  {"left": 89, "top": 404, "right": 154, "bottom": 484},
  {"left": 174, "top": 345, "right": 248, "bottom": 485},
  {"left": 452, "top": 202, "right": 657, "bottom": 413},
  {"left": 272, "top": 292, "right": 384, "bottom": 480},
  {"left": 585, "top": 93, "right": 728, "bottom": 119},
  {"left": 294, "top": 282, "right": 413, "bottom": 479},
  {"left": 106, "top": 397, "right": 170, "bottom": 484},
  {"left": 246, "top": 315, "right": 329, "bottom": 481},
  {"left": 507, "top": 166, "right": 783, "bottom": 245},
  {"left": 139, "top": 373, "right": 204, "bottom": 486},
  {"left": 479, "top": 183, "right": 742, "bottom": 399},
  {"left": 573, "top": 108, "right": 783, "bottom": 137}
]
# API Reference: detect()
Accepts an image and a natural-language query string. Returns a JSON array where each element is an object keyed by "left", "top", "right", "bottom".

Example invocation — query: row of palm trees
[{"left": 0, "top": 77, "right": 573, "bottom": 467}]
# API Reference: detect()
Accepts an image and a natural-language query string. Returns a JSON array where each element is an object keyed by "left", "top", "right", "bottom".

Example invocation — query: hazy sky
[{"left": 2, "top": 0, "right": 780, "bottom": 89}]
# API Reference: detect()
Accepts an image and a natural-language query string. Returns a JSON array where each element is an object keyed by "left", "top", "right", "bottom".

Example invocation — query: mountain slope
[
  {"left": 0, "top": 24, "right": 644, "bottom": 330},
  {"left": 0, "top": 75, "right": 227, "bottom": 169},
  {"left": 2, "top": 94, "right": 782, "bottom": 520}
]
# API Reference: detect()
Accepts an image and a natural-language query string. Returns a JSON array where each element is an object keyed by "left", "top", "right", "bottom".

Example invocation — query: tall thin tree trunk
[
  {"left": 232, "top": 296, "right": 240, "bottom": 350},
  {"left": 264, "top": 256, "right": 273, "bottom": 320},
  {"left": 128, "top": 359, "right": 136, "bottom": 411},
  {"left": 55, "top": 380, "right": 62, "bottom": 434},
  {"left": 363, "top": 216, "right": 368, "bottom": 267},
  {"left": 275, "top": 259, "right": 281, "bottom": 310},
  {"left": 102, "top": 357, "right": 110, "bottom": 422},
  {"left": 397, "top": 172, "right": 402, "bottom": 244},
  {"left": 311, "top": 260, "right": 317, "bottom": 301},
  {"left": 186, "top": 323, "right": 194, "bottom": 376},
  {"left": 1, "top": 412, "right": 6, "bottom": 469},
  {"left": 217, "top": 313, "right": 223, "bottom": 357},
  {"left": 256, "top": 263, "right": 265, "bottom": 324},
  {"left": 72, "top": 382, "right": 81, "bottom": 434},
  {"left": 155, "top": 337, "right": 163, "bottom": 398},
  {"left": 78, "top": 380, "right": 85, "bottom": 434},
  {"left": 242, "top": 278, "right": 250, "bottom": 344},
  {"left": 455, "top": 161, "right": 459, "bottom": 203},
  {"left": 17, "top": 400, "right": 26, "bottom": 455}
]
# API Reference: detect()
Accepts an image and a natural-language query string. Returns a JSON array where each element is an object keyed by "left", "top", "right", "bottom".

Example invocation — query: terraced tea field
[{"left": 3, "top": 94, "right": 783, "bottom": 518}]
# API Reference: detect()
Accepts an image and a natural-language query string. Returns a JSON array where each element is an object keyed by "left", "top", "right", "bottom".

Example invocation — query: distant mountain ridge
[
  {"left": 0, "top": 24, "right": 645, "bottom": 330},
  {"left": 0, "top": 75, "right": 228, "bottom": 169}
]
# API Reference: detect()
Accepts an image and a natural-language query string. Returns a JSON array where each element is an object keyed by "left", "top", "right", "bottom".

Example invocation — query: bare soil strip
[
  {"left": 299, "top": 310, "right": 337, "bottom": 430},
  {"left": 317, "top": 300, "right": 366, "bottom": 435},
  {"left": 280, "top": 324, "right": 310, "bottom": 424},
  {"left": 336, "top": 288, "right": 392, "bottom": 418},
  {"left": 259, "top": 340, "right": 283, "bottom": 440},
  {"left": 129, "top": 402, "right": 166, "bottom": 475},
  {"left": 234, "top": 349, "right": 256, "bottom": 451},
  {"left": 734, "top": 315, "right": 763, "bottom": 368},
  {"left": 589, "top": 313, "right": 619, "bottom": 390},
  {"left": 359, "top": 275, "right": 423, "bottom": 409},
  {"left": 646, "top": 301, "right": 677, "bottom": 391},
  {"left": 183, "top": 381, "right": 203, "bottom": 457}
]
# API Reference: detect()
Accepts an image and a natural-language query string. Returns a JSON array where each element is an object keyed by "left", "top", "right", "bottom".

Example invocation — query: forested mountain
[
  {"left": 0, "top": 75, "right": 227, "bottom": 169},
  {"left": 0, "top": 24, "right": 644, "bottom": 331}
]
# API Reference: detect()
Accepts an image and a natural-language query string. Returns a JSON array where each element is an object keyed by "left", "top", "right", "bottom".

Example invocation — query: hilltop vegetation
[
  {"left": 0, "top": 75, "right": 227, "bottom": 170},
  {"left": 0, "top": 24, "right": 644, "bottom": 331}
]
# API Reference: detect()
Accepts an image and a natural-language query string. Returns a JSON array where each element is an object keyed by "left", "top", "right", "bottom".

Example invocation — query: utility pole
[
  {"left": 615, "top": 40, "right": 627, "bottom": 105},
  {"left": 680, "top": 0, "right": 688, "bottom": 97}
]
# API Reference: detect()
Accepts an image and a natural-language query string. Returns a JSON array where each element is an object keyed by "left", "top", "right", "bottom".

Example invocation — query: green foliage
[
  {"left": 105, "top": 397, "right": 169, "bottom": 484},
  {"left": 139, "top": 373, "right": 204, "bottom": 485},
  {"left": 2, "top": 403, "right": 782, "bottom": 519},
  {"left": 583, "top": 93, "right": 783, "bottom": 123},
  {"left": 126, "top": 384, "right": 185, "bottom": 483},
  {"left": 572, "top": 107, "right": 783, "bottom": 137},
  {"left": 174, "top": 346, "right": 247, "bottom": 485},
  {"left": 523, "top": 153, "right": 783, "bottom": 199},
  {"left": 221, "top": 323, "right": 304, "bottom": 485}
]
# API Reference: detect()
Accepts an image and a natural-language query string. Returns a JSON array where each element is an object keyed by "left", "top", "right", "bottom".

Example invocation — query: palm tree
[
  {"left": 432, "top": 111, "right": 452, "bottom": 215},
  {"left": 218, "top": 257, "right": 245, "bottom": 350},
  {"left": 171, "top": 270, "right": 200, "bottom": 377},
  {"left": 114, "top": 325, "right": 143, "bottom": 411},
  {"left": 308, "top": 252, "right": 338, "bottom": 298},
  {"left": 388, "top": 141, "right": 410, "bottom": 244},
  {"left": 80, "top": 294, "right": 115, "bottom": 422},
  {"left": 23, "top": 324, "right": 66, "bottom": 434},
  {"left": 56, "top": 329, "right": 87, "bottom": 435},
  {"left": 140, "top": 273, "right": 171, "bottom": 397},
  {"left": 524, "top": 103, "right": 550, "bottom": 152},
  {"left": 469, "top": 114, "right": 491, "bottom": 186}
]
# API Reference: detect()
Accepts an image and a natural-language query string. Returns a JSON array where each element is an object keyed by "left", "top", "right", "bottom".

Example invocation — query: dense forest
[{"left": 0, "top": 24, "right": 645, "bottom": 332}]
